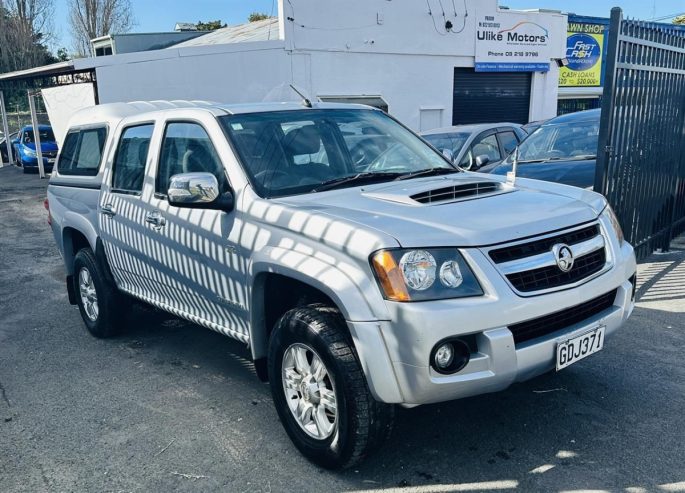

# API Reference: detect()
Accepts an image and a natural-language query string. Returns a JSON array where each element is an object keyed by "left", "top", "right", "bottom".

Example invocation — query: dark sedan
[{"left": 490, "top": 109, "right": 600, "bottom": 189}]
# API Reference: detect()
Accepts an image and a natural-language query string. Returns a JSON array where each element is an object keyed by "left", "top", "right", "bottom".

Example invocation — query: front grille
[
  {"left": 508, "top": 289, "right": 617, "bottom": 344},
  {"left": 489, "top": 225, "right": 599, "bottom": 263},
  {"left": 507, "top": 249, "right": 606, "bottom": 292},
  {"left": 42, "top": 151, "right": 57, "bottom": 158},
  {"left": 411, "top": 182, "right": 500, "bottom": 204}
]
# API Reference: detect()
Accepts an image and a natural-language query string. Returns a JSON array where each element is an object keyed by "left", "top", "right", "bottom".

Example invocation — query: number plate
[
  {"left": 556, "top": 326, "right": 605, "bottom": 371},
  {"left": 47, "top": 158, "right": 55, "bottom": 164}
]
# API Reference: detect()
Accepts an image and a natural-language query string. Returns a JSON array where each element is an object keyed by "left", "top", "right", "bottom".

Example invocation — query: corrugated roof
[{"left": 169, "top": 18, "right": 280, "bottom": 48}]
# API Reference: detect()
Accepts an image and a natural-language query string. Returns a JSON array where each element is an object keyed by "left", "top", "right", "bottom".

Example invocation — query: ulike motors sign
[{"left": 475, "top": 8, "right": 554, "bottom": 72}]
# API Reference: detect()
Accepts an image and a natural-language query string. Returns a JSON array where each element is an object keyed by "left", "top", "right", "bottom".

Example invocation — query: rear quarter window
[{"left": 57, "top": 127, "right": 108, "bottom": 176}]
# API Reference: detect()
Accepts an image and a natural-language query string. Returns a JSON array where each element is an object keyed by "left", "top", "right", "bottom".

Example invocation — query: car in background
[
  {"left": 490, "top": 109, "right": 600, "bottom": 189},
  {"left": 13, "top": 125, "right": 58, "bottom": 173},
  {"left": 421, "top": 123, "right": 527, "bottom": 173},
  {"left": 0, "top": 131, "right": 19, "bottom": 163}
]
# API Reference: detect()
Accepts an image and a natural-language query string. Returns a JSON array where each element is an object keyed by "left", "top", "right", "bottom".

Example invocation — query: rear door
[{"left": 99, "top": 121, "right": 160, "bottom": 299}]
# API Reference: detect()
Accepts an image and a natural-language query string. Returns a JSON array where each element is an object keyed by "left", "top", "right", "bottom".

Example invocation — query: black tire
[
  {"left": 73, "top": 248, "right": 124, "bottom": 338},
  {"left": 268, "top": 304, "right": 394, "bottom": 469}
]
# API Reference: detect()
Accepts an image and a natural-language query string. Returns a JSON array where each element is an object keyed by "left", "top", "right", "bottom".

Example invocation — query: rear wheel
[
  {"left": 268, "top": 304, "right": 394, "bottom": 469},
  {"left": 73, "top": 248, "right": 124, "bottom": 338}
]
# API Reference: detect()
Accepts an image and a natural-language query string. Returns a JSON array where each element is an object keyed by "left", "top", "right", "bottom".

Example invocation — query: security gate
[{"left": 595, "top": 8, "right": 685, "bottom": 260}]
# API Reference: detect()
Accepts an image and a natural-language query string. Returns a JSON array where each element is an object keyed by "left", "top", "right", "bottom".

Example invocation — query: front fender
[
  {"left": 249, "top": 246, "right": 390, "bottom": 325},
  {"left": 248, "top": 247, "right": 404, "bottom": 403}
]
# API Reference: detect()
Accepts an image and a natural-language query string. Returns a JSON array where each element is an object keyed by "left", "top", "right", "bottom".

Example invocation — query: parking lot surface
[{"left": 0, "top": 165, "right": 683, "bottom": 493}]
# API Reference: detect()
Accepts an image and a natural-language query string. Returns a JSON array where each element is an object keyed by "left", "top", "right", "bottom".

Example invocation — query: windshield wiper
[
  {"left": 311, "top": 172, "right": 401, "bottom": 192},
  {"left": 393, "top": 167, "right": 459, "bottom": 181}
]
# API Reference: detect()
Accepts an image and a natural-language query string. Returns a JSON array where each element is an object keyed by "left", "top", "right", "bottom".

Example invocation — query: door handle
[
  {"left": 100, "top": 204, "right": 116, "bottom": 217},
  {"left": 145, "top": 211, "right": 166, "bottom": 229}
]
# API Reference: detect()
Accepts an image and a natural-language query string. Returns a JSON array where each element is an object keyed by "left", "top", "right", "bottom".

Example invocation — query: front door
[{"left": 145, "top": 120, "right": 250, "bottom": 340}]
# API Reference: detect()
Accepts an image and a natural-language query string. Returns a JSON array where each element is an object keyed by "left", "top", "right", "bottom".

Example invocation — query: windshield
[
  {"left": 23, "top": 128, "right": 56, "bottom": 143},
  {"left": 422, "top": 132, "right": 469, "bottom": 155},
  {"left": 509, "top": 120, "right": 599, "bottom": 163},
  {"left": 220, "top": 109, "right": 454, "bottom": 197}
]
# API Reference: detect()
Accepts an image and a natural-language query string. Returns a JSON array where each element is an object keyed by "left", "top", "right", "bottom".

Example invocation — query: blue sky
[{"left": 50, "top": 0, "right": 685, "bottom": 51}]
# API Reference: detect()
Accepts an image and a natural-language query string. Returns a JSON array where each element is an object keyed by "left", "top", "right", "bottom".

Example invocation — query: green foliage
[
  {"left": 196, "top": 20, "right": 226, "bottom": 31},
  {"left": 248, "top": 12, "right": 270, "bottom": 22},
  {"left": 56, "top": 48, "right": 71, "bottom": 62},
  {"left": 674, "top": 14, "right": 685, "bottom": 25}
]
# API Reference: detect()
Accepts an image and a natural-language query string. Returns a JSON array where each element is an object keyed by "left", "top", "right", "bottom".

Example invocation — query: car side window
[
  {"left": 498, "top": 131, "right": 519, "bottom": 156},
  {"left": 112, "top": 124, "right": 154, "bottom": 193},
  {"left": 470, "top": 134, "right": 501, "bottom": 163},
  {"left": 459, "top": 133, "right": 501, "bottom": 168},
  {"left": 156, "top": 122, "right": 227, "bottom": 196},
  {"left": 58, "top": 127, "right": 108, "bottom": 176}
]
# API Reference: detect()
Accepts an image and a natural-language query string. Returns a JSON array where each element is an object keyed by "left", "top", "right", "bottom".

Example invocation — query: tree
[
  {"left": 0, "top": 0, "right": 56, "bottom": 70},
  {"left": 56, "top": 47, "right": 70, "bottom": 61},
  {"left": 248, "top": 12, "right": 269, "bottom": 22},
  {"left": 68, "top": 0, "right": 134, "bottom": 57},
  {"left": 674, "top": 14, "right": 685, "bottom": 25},
  {"left": 195, "top": 20, "right": 225, "bottom": 31}
]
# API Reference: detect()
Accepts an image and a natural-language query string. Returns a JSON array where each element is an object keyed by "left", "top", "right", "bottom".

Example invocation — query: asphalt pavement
[{"left": 0, "top": 165, "right": 683, "bottom": 493}]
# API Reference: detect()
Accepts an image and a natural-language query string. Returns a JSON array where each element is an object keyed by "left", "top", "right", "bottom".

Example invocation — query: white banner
[
  {"left": 475, "top": 5, "right": 561, "bottom": 72},
  {"left": 41, "top": 83, "right": 96, "bottom": 146}
]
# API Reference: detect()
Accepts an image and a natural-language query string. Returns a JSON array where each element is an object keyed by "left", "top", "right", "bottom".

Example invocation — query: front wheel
[{"left": 268, "top": 304, "right": 394, "bottom": 469}]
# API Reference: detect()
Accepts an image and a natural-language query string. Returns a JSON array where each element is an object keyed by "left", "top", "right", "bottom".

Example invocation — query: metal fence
[{"left": 595, "top": 8, "right": 685, "bottom": 260}]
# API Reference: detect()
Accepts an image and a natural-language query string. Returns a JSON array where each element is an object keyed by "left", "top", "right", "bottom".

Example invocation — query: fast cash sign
[
  {"left": 559, "top": 21, "right": 605, "bottom": 87},
  {"left": 474, "top": 5, "right": 558, "bottom": 72}
]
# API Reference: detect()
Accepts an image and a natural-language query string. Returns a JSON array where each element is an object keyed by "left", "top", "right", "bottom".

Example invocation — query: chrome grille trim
[
  {"left": 498, "top": 234, "right": 605, "bottom": 275},
  {"left": 482, "top": 222, "right": 612, "bottom": 296}
]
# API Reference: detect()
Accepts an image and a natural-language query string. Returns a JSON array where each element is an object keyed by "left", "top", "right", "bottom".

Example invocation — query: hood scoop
[{"left": 410, "top": 181, "right": 509, "bottom": 205}]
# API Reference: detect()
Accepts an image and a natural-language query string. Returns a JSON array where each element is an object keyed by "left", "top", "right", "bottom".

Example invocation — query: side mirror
[
  {"left": 168, "top": 172, "right": 234, "bottom": 212},
  {"left": 473, "top": 154, "right": 490, "bottom": 170},
  {"left": 441, "top": 148, "right": 454, "bottom": 162}
]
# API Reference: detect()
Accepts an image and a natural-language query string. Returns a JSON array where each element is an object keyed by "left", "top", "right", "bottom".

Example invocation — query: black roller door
[{"left": 452, "top": 68, "right": 532, "bottom": 125}]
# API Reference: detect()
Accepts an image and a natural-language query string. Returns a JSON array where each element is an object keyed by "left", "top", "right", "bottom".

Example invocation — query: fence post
[
  {"left": 0, "top": 91, "right": 12, "bottom": 166},
  {"left": 27, "top": 90, "right": 46, "bottom": 179},
  {"left": 594, "top": 7, "right": 623, "bottom": 194}
]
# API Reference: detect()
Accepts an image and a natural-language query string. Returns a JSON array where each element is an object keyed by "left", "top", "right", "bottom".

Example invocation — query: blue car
[
  {"left": 14, "top": 125, "right": 58, "bottom": 174},
  {"left": 490, "top": 109, "right": 600, "bottom": 189}
]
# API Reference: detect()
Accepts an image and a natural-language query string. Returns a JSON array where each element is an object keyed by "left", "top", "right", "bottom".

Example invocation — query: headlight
[
  {"left": 602, "top": 204, "right": 624, "bottom": 245},
  {"left": 25, "top": 148, "right": 37, "bottom": 157},
  {"left": 371, "top": 248, "right": 483, "bottom": 301}
]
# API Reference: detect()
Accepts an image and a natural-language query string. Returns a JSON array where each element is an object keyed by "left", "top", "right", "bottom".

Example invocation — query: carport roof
[{"left": 168, "top": 17, "right": 280, "bottom": 48}]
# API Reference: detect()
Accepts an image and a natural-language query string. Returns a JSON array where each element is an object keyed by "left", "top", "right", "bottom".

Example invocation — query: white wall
[
  {"left": 94, "top": 41, "right": 291, "bottom": 105},
  {"left": 88, "top": 0, "right": 566, "bottom": 131}
]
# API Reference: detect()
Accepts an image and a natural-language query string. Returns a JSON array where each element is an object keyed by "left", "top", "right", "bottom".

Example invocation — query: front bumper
[{"left": 350, "top": 239, "right": 636, "bottom": 406}]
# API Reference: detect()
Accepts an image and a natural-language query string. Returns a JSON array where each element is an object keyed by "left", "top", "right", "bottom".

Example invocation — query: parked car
[
  {"left": 490, "top": 109, "right": 600, "bottom": 189},
  {"left": 0, "top": 131, "right": 19, "bottom": 163},
  {"left": 421, "top": 123, "right": 527, "bottom": 172},
  {"left": 14, "top": 125, "right": 59, "bottom": 173},
  {"left": 47, "top": 101, "right": 635, "bottom": 469}
]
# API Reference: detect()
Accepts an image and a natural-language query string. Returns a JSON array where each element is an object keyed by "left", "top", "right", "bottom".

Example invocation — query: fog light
[
  {"left": 434, "top": 343, "right": 455, "bottom": 369},
  {"left": 430, "top": 338, "right": 471, "bottom": 374}
]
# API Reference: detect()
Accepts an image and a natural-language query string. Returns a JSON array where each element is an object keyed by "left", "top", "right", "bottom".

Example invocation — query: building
[
  {"left": 90, "top": 31, "right": 206, "bottom": 57},
  {"left": 0, "top": 0, "right": 568, "bottom": 140}
]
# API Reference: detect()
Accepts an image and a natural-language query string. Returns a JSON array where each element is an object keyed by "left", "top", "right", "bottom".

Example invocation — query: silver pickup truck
[{"left": 47, "top": 100, "right": 636, "bottom": 468}]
